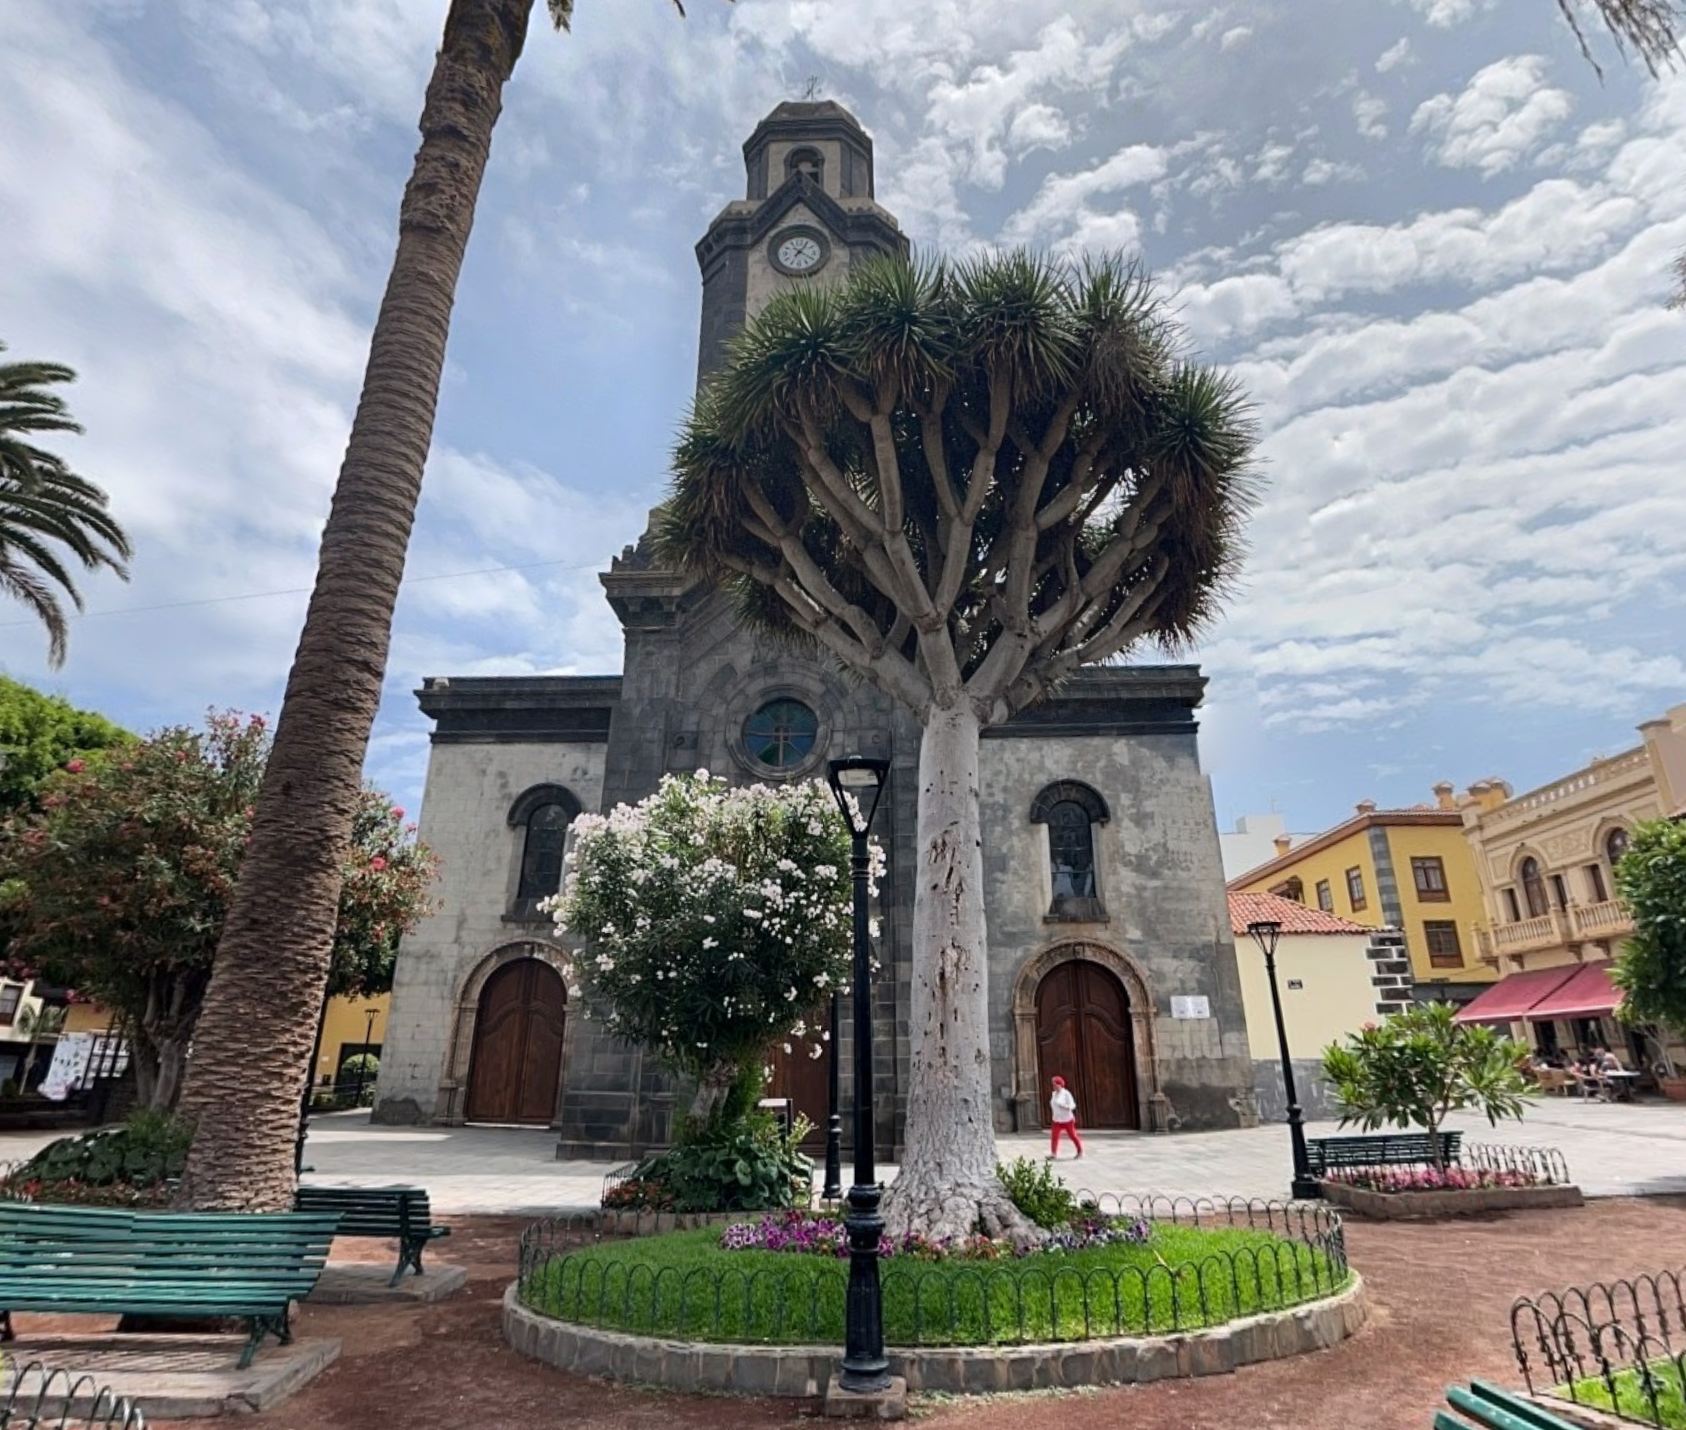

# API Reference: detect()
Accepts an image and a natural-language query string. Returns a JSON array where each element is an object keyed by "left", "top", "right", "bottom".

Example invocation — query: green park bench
[
  {"left": 0, "top": 1202, "right": 340, "bottom": 1369},
  {"left": 1306, "top": 1131, "right": 1463, "bottom": 1175},
  {"left": 293, "top": 1185, "right": 450, "bottom": 1286},
  {"left": 1433, "top": 1379, "right": 1581, "bottom": 1430}
]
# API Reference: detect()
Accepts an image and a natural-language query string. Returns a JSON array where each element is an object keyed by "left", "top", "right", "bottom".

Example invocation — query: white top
[{"left": 1050, "top": 1087, "right": 1077, "bottom": 1123}]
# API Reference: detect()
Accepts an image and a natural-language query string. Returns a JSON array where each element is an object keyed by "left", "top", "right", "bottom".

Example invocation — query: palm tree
[
  {"left": 0, "top": 345, "right": 131, "bottom": 666},
  {"left": 172, "top": 0, "right": 688, "bottom": 1211},
  {"left": 664, "top": 252, "right": 1260, "bottom": 1242}
]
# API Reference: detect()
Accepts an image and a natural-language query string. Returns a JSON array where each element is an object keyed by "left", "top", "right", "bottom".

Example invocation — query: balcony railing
[
  {"left": 1490, "top": 912, "right": 1565, "bottom": 956},
  {"left": 1476, "top": 899, "right": 1634, "bottom": 964},
  {"left": 1570, "top": 898, "right": 1633, "bottom": 940}
]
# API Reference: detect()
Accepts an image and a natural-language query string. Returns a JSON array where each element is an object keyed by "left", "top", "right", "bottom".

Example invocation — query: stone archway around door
[
  {"left": 437, "top": 942, "right": 575, "bottom": 1126},
  {"left": 1012, "top": 942, "right": 1166, "bottom": 1133}
]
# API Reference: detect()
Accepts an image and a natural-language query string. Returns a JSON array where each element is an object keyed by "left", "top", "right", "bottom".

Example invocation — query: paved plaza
[{"left": 10, "top": 1098, "right": 1675, "bottom": 1214}]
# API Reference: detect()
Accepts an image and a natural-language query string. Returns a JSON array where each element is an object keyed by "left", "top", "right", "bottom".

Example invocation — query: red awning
[
  {"left": 1526, "top": 962, "right": 1620, "bottom": 1021},
  {"left": 1453, "top": 966, "right": 1579, "bottom": 1024}
]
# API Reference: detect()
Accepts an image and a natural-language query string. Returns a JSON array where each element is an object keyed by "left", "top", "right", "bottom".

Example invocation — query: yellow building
[
  {"left": 315, "top": 994, "right": 389, "bottom": 1090},
  {"left": 1230, "top": 785, "right": 1500, "bottom": 1005},
  {"left": 19, "top": 991, "right": 390, "bottom": 1093},
  {"left": 1454, "top": 702, "right": 1686, "bottom": 1066}
]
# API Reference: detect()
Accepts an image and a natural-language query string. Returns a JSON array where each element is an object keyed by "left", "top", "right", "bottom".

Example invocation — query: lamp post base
[
  {"left": 1291, "top": 1174, "right": 1322, "bottom": 1202},
  {"left": 824, "top": 1373, "right": 907, "bottom": 1421}
]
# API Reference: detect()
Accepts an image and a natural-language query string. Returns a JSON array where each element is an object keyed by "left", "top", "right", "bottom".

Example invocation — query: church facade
[{"left": 372, "top": 102, "right": 1258, "bottom": 1154}]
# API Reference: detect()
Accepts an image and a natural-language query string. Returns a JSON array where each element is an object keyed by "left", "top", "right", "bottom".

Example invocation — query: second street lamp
[
  {"left": 826, "top": 755, "right": 891, "bottom": 1396},
  {"left": 1245, "top": 918, "right": 1320, "bottom": 1202}
]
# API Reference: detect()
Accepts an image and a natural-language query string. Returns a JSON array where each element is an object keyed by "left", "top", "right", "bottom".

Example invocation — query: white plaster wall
[
  {"left": 1233, "top": 931, "right": 1376, "bottom": 1063},
  {"left": 374, "top": 740, "right": 606, "bottom": 1121}
]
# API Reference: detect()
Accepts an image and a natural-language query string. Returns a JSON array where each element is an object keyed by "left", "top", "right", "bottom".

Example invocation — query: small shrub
[
  {"left": 997, "top": 1155, "right": 1079, "bottom": 1229},
  {"left": 0, "top": 1078, "right": 21, "bottom": 1099},
  {"left": 605, "top": 1112, "right": 814, "bottom": 1214},
  {"left": 9, "top": 1110, "right": 191, "bottom": 1196}
]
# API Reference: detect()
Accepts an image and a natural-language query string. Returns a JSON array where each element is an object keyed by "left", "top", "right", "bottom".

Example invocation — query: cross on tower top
[{"left": 803, "top": 75, "right": 821, "bottom": 100}]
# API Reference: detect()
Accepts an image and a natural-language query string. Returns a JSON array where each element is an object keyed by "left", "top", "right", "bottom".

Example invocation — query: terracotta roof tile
[{"left": 1227, "top": 891, "right": 1371, "bottom": 937}]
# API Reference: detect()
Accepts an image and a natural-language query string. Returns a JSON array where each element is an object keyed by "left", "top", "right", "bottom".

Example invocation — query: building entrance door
[
  {"left": 768, "top": 1035, "right": 830, "bottom": 1151},
  {"left": 465, "top": 958, "right": 567, "bottom": 1125},
  {"left": 1034, "top": 959, "right": 1138, "bottom": 1129}
]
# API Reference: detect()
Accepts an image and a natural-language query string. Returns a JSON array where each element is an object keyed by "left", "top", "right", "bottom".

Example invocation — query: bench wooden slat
[
  {"left": 0, "top": 1202, "right": 338, "bottom": 1369},
  {"left": 293, "top": 1185, "right": 449, "bottom": 1288}
]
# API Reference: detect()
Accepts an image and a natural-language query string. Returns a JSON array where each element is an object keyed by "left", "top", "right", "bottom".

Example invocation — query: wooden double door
[
  {"left": 1035, "top": 960, "right": 1139, "bottom": 1129},
  {"left": 465, "top": 958, "right": 567, "bottom": 1125}
]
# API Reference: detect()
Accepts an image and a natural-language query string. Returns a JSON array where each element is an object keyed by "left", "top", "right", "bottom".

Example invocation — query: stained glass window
[{"left": 744, "top": 699, "right": 818, "bottom": 769}]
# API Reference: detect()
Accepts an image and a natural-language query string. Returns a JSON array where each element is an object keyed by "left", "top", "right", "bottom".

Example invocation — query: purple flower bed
[
  {"left": 1324, "top": 1165, "right": 1546, "bottom": 1193},
  {"left": 719, "top": 1209, "right": 1153, "bottom": 1260}
]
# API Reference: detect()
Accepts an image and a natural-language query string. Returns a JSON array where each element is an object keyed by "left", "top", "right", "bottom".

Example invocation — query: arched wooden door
[
  {"left": 1035, "top": 960, "right": 1138, "bottom": 1129},
  {"left": 465, "top": 958, "right": 567, "bottom": 1125}
]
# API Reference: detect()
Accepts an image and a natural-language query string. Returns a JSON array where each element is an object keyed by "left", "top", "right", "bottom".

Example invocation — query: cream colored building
[
  {"left": 1228, "top": 891, "right": 1404, "bottom": 1121},
  {"left": 1455, "top": 702, "right": 1686, "bottom": 1066}
]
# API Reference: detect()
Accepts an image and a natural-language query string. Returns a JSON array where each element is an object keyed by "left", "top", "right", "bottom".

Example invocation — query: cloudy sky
[{"left": 1, "top": 0, "right": 1682, "bottom": 840}]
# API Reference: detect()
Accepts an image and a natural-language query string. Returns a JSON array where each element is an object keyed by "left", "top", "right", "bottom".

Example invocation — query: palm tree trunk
[
  {"left": 879, "top": 703, "right": 1039, "bottom": 1246},
  {"left": 172, "top": 0, "right": 536, "bottom": 1210}
]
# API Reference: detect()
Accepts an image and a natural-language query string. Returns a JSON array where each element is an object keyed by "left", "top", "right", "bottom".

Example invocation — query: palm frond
[
  {"left": 1556, "top": 0, "right": 1682, "bottom": 75},
  {"left": 0, "top": 340, "right": 130, "bottom": 665}
]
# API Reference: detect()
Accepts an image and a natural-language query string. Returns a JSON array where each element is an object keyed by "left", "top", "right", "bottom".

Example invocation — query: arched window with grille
[
  {"left": 1605, "top": 826, "right": 1631, "bottom": 870},
  {"left": 1519, "top": 855, "right": 1549, "bottom": 919},
  {"left": 507, "top": 784, "right": 583, "bottom": 918},
  {"left": 1030, "top": 781, "right": 1110, "bottom": 921}
]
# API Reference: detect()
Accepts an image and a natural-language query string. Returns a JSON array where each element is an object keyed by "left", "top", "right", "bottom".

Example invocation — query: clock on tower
[{"left": 694, "top": 100, "right": 908, "bottom": 386}]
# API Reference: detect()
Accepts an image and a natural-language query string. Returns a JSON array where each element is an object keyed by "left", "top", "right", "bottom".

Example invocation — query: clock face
[{"left": 774, "top": 231, "right": 825, "bottom": 273}]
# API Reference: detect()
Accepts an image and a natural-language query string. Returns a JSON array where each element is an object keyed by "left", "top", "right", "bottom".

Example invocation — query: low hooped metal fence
[
  {"left": 1, "top": 1362, "right": 147, "bottom": 1429},
  {"left": 1463, "top": 1144, "right": 1572, "bottom": 1185},
  {"left": 1513, "top": 1272, "right": 1686, "bottom": 1427},
  {"left": 517, "top": 1195, "right": 1350, "bottom": 1348}
]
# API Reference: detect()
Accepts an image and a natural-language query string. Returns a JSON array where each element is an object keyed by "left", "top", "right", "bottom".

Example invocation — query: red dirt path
[{"left": 115, "top": 1198, "right": 1686, "bottom": 1430}]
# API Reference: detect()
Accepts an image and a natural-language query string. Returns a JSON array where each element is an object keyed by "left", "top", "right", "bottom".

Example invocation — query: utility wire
[{"left": 0, "top": 555, "right": 602, "bottom": 630}]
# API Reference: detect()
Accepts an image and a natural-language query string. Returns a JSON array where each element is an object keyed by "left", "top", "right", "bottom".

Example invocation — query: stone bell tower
[{"left": 694, "top": 100, "right": 909, "bottom": 385}]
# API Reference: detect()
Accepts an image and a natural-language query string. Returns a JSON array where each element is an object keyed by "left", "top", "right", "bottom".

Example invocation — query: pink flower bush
[{"left": 1327, "top": 1165, "right": 1544, "bottom": 1193}]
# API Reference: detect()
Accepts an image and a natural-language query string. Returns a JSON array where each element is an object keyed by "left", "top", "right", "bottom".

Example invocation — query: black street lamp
[
  {"left": 823, "top": 983, "right": 843, "bottom": 1202},
  {"left": 1245, "top": 919, "right": 1320, "bottom": 1201},
  {"left": 353, "top": 1004, "right": 380, "bottom": 1105},
  {"left": 826, "top": 755, "right": 891, "bottom": 1396}
]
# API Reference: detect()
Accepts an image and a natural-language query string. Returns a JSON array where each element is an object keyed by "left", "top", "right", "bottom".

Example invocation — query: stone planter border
[
  {"left": 500, "top": 1273, "right": 1367, "bottom": 1397},
  {"left": 1319, "top": 1180, "right": 1583, "bottom": 1220}
]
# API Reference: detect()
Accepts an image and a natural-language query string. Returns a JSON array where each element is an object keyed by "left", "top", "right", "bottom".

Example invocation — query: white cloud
[
  {"left": 1002, "top": 143, "right": 1169, "bottom": 247},
  {"left": 1376, "top": 37, "right": 1414, "bottom": 72},
  {"left": 1354, "top": 91, "right": 1389, "bottom": 140},
  {"left": 1410, "top": 55, "right": 1574, "bottom": 176},
  {"left": 1404, "top": 0, "right": 1498, "bottom": 27}
]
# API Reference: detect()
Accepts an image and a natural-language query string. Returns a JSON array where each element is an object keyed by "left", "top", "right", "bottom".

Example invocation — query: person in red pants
[{"left": 1047, "top": 1075, "right": 1083, "bottom": 1159}]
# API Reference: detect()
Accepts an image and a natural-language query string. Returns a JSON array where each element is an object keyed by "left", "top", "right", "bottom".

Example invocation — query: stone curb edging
[
  {"left": 1320, "top": 1181, "right": 1584, "bottom": 1220},
  {"left": 501, "top": 1274, "right": 1367, "bottom": 1397}
]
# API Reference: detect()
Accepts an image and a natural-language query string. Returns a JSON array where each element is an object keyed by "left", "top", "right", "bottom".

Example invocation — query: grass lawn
[
  {"left": 1560, "top": 1361, "right": 1686, "bottom": 1428},
  {"left": 521, "top": 1221, "right": 1350, "bottom": 1346}
]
